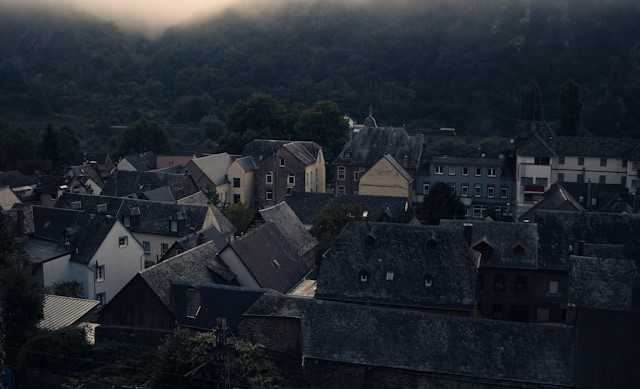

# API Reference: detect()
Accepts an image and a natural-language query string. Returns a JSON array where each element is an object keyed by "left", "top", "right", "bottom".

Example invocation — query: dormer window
[
  {"left": 359, "top": 270, "right": 369, "bottom": 283},
  {"left": 473, "top": 241, "right": 493, "bottom": 262},
  {"left": 424, "top": 274, "right": 433, "bottom": 288},
  {"left": 280, "top": 158, "right": 286, "bottom": 168},
  {"left": 385, "top": 271, "right": 395, "bottom": 281},
  {"left": 97, "top": 203, "right": 107, "bottom": 213},
  {"left": 123, "top": 215, "right": 131, "bottom": 227}
]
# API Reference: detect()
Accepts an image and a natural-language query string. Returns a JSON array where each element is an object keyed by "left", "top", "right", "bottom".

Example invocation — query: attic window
[
  {"left": 71, "top": 201, "right": 82, "bottom": 210},
  {"left": 424, "top": 274, "right": 433, "bottom": 288},
  {"left": 513, "top": 244, "right": 526, "bottom": 257},
  {"left": 385, "top": 271, "right": 395, "bottom": 281},
  {"left": 359, "top": 270, "right": 369, "bottom": 283},
  {"left": 272, "top": 259, "right": 281, "bottom": 269},
  {"left": 185, "top": 288, "right": 201, "bottom": 319},
  {"left": 97, "top": 203, "right": 107, "bottom": 213}
]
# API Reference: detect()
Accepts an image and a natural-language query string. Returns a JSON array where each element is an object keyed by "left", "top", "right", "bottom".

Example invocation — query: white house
[{"left": 25, "top": 206, "right": 145, "bottom": 304}]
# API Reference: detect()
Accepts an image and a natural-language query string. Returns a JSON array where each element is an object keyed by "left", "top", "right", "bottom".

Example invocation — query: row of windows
[
  {"left": 359, "top": 270, "right": 434, "bottom": 288},
  {"left": 424, "top": 183, "right": 511, "bottom": 199},
  {"left": 557, "top": 156, "right": 628, "bottom": 168},
  {"left": 557, "top": 173, "right": 627, "bottom": 185},
  {"left": 265, "top": 172, "right": 296, "bottom": 186},
  {"left": 264, "top": 187, "right": 296, "bottom": 201},
  {"left": 479, "top": 275, "right": 560, "bottom": 294},
  {"left": 434, "top": 166, "right": 498, "bottom": 177},
  {"left": 466, "top": 205, "right": 510, "bottom": 218},
  {"left": 336, "top": 166, "right": 364, "bottom": 181}
]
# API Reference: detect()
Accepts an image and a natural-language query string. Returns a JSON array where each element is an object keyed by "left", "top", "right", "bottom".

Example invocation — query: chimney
[{"left": 463, "top": 223, "right": 473, "bottom": 246}]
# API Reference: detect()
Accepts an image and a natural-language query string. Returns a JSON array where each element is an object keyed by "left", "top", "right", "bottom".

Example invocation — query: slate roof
[
  {"left": 244, "top": 295, "right": 576, "bottom": 386},
  {"left": 334, "top": 127, "right": 423, "bottom": 170},
  {"left": 164, "top": 225, "right": 229, "bottom": 261},
  {"left": 139, "top": 241, "right": 237, "bottom": 312},
  {"left": 284, "top": 192, "right": 409, "bottom": 226},
  {"left": 518, "top": 131, "right": 640, "bottom": 160},
  {"left": 39, "top": 295, "right": 99, "bottom": 331},
  {"left": 422, "top": 135, "right": 515, "bottom": 159},
  {"left": 561, "top": 182, "right": 633, "bottom": 213},
  {"left": 440, "top": 220, "right": 539, "bottom": 269},
  {"left": 172, "top": 283, "right": 268, "bottom": 330},
  {"left": 23, "top": 238, "right": 71, "bottom": 265},
  {"left": 54, "top": 193, "right": 211, "bottom": 237},
  {"left": 569, "top": 255, "right": 639, "bottom": 311},
  {"left": 229, "top": 223, "right": 311, "bottom": 293},
  {"left": 177, "top": 191, "right": 210, "bottom": 206},
  {"left": 121, "top": 151, "right": 156, "bottom": 171},
  {"left": 316, "top": 222, "right": 477, "bottom": 310},
  {"left": 32, "top": 206, "right": 118, "bottom": 265},
  {"left": 187, "top": 153, "right": 233, "bottom": 187},
  {"left": 66, "top": 164, "right": 104, "bottom": 187},
  {"left": 259, "top": 202, "right": 318, "bottom": 258},
  {"left": 143, "top": 186, "right": 175, "bottom": 202},
  {"left": 234, "top": 156, "right": 258, "bottom": 172},
  {"left": 101, "top": 170, "right": 199, "bottom": 201},
  {"left": 0, "top": 170, "right": 39, "bottom": 188},
  {"left": 519, "top": 183, "right": 585, "bottom": 222},
  {"left": 243, "top": 140, "right": 322, "bottom": 166},
  {"left": 36, "top": 175, "right": 69, "bottom": 194}
]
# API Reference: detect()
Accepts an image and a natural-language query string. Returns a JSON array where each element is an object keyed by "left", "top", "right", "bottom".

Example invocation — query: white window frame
[
  {"left": 279, "top": 158, "right": 286, "bottom": 168},
  {"left": 475, "top": 167, "right": 483, "bottom": 177},
  {"left": 118, "top": 236, "right": 128, "bottom": 248},
  {"left": 474, "top": 184, "right": 482, "bottom": 198},
  {"left": 265, "top": 190, "right": 273, "bottom": 201},
  {"left": 487, "top": 186, "right": 495, "bottom": 199},
  {"left": 434, "top": 166, "right": 444, "bottom": 175},
  {"left": 287, "top": 174, "right": 296, "bottom": 187},
  {"left": 423, "top": 183, "right": 430, "bottom": 195},
  {"left": 385, "top": 271, "right": 395, "bottom": 281},
  {"left": 461, "top": 184, "right": 469, "bottom": 197},
  {"left": 96, "top": 265, "right": 105, "bottom": 282},
  {"left": 500, "top": 186, "right": 509, "bottom": 199},
  {"left": 473, "top": 206, "right": 483, "bottom": 218},
  {"left": 448, "top": 167, "right": 456, "bottom": 176},
  {"left": 462, "top": 167, "right": 469, "bottom": 176},
  {"left": 337, "top": 166, "right": 346, "bottom": 181},
  {"left": 488, "top": 168, "right": 497, "bottom": 177},
  {"left": 265, "top": 172, "right": 273, "bottom": 185}
]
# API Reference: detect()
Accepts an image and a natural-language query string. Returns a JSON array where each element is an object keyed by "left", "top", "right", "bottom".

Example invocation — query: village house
[
  {"left": 24, "top": 206, "right": 145, "bottom": 304},
  {"left": 0, "top": 186, "right": 22, "bottom": 211},
  {"left": 38, "top": 294, "right": 100, "bottom": 332},
  {"left": 357, "top": 154, "right": 413, "bottom": 199},
  {"left": 316, "top": 222, "right": 478, "bottom": 314},
  {"left": 101, "top": 169, "right": 200, "bottom": 202},
  {"left": 65, "top": 163, "right": 104, "bottom": 194},
  {"left": 116, "top": 151, "right": 157, "bottom": 172},
  {"left": 243, "top": 139, "right": 326, "bottom": 207},
  {"left": 185, "top": 152, "right": 235, "bottom": 204},
  {"left": 332, "top": 125, "right": 423, "bottom": 196},
  {"left": 54, "top": 193, "right": 223, "bottom": 265},
  {"left": 160, "top": 224, "right": 231, "bottom": 262}
]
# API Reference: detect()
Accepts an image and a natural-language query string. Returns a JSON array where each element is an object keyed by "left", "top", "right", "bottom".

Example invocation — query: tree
[
  {"left": 118, "top": 120, "right": 171, "bottom": 155},
  {"left": 559, "top": 80, "right": 583, "bottom": 136},
  {"left": 223, "top": 203, "right": 255, "bottom": 235},
  {"left": 227, "top": 94, "right": 292, "bottom": 140},
  {"left": 47, "top": 281, "right": 83, "bottom": 298},
  {"left": 57, "top": 126, "right": 82, "bottom": 166},
  {"left": 417, "top": 183, "right": 466, "bottom": 224},
  {"left": 311, "top": 202, "right": 365, "bottom": 251},
  {"left": 294, "top": 101, "right": 349, "bottom": 160},
  {"left": 39, "top": 124, "right": 59, "bottom": 170}
]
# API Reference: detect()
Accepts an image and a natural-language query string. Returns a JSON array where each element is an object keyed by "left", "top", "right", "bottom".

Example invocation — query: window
[
  {"left": 599, "top": 175, "right": 606, "bottom": 184},
  {"left": 359, "top": 270, "right": 369, "bottom": 283},
  {"left": 353, "top": 170, "right": 361, "bottom": 181},
  {"left": 448, "top": 167, "right": 456, "bottom": 176},
  {"left": 336, "top": 186, "right": 345, "bottom": 195},
  {"left": 265, "top": 190, "right": 273, "bottom": 200},
  {"left": 434, "top": 166, "right": 444, "bottom": 175},
  {"left": 461, "top": 184, "right": 469, "bottom": 197},
  {"left": 494, "top": 206, "right": 502, "bottom": 215},
  {"left": 521, "top": 176, "right": 533, "bottom": 185},
  {"left": 161, "top": 242, "right": 169, "bottom": 255},
  {"left": 577, "top": 174, "right": 585, "bottom": 183},
  {"left": 600, "top": 158, "right": 607, "bottom": 167},
  {"left": 494, "top": 275, "right": 506, "bottom": 292},
  {"left": 473, "top": 206, "right": 483, "bottom": 218},
  {"left": 71, "top": 201, "right": 82, "bottom": 210},
  {"left": 279, "top": 158, "right": 285, "bottom": 167},
  {"left": 424, "top": 274, "right": 433, "bottom": 288},
  {"left": 474, "top": 184, "right": 482, "bottom": 197},
  {"left": 233, "top": 177, "right": 241, "bottom": 188},
  {"left": 170, "top": 220, "right": 178, "bottom": 232},
  {"left": 448, "top": 183, "right": 456, "bottom": 194},
  {"left": 142, "top": 241, "right": 151, "bottom": 254},
  {"left": 118, "top": 236, "right": 128, "bottom": 248},
  {"left": 185, "top": 288, "right": 201, "bottom": 318},
  {"left": 475, "top": 167, "right": 482, "bottom": 176},
  {"left": 500, "top": 186, "right": 509, "bottom": 199},
  {"left": 548, "top": 280, "right": 559, "bottom": 295},
  {"left": 558, "top": 156, "right": 565, "bottom": 164},
  {"left": 95, "top": 265, "right": 105, "bottom": 282},
  {"left": 487, "top": 185, "right": 495, "bottom": 199},
  {"left": 265, "top": 172, "right": 273, "bottom": 184},
  {"left": 578, "top": 157, "right": 584, "bottom": 166},
  {"left": 385, "top": 271, "right": 395, "bottom": 281},
  {"left": 462, "top": 167, "right": 469, "bottom": 176},
  {"left": 272, "top": 259, "right": 281, "bottom": 269},
  {"left": 337, "top": 166, "right": 346, "bottom": 181},
  {"left": 423, "top": 183, "right": 430, "bottom": 195},
  {"left": 536, "top": 308, "right": 550, "bottom": 322},
  {"left": 233, "top": 194, "right": 241, "bottom": 204},
  {"left": 96, "top": 293, "right": 106, "bottom": 305},
  {"left": 97, "top": 203, "right": 107, "bottom": 213},
  {"left": 558, "top": 173, "right": 565, "bottom": 182},
  {"left": 488, "top": 168, "right": 497, "bottom": 177},
  {"left": 287, "top": 175, "right": 296, "bottom": 187}
]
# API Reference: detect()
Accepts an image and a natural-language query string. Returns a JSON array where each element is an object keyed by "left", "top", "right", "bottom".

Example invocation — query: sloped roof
[
  {"left": 233, "top": 156, "right": 258, "bottom": 172},
  {"left": 440, "top": 220, "right": 539, "bottom": 269},
  {"left": 569, "top": 255, "right": 639, "bottom": 311},
  {"left": 518, "top": 132, "right": 640, "bottom": 159},
  {"left": 519, "top": 183, "right": 585, "bottom": 222},
  {"left": 143, "top": 186, "right": 175, "bottom": 202},
  {"left": 101, "top": 170, "right": 199, "bottom": 200},
  {"left": 23, "top": 238, "right": 71, "bottom": 265},
  {"left": 422, "top": 135, "right": 515, "bottom": 159},
  {"left": 244, "top": 295, "right": 576, "bottom": 386},
  {"left": 316, "top": 222, "right": 477, "bottom": 310},
  {"left": 283, "top": 142, "right": 318, "bottom": 165},
  {"left": 0, "top": 170, "right": 38, "bottom": 188},
  {"left": 561, "top": 182, "right": 632, "bottom": 213},
  {"left": 379, "top": 154, "right": 413, "bottom": 182},
  {"left": 55, "top": 193, "right": 210, "bottom": 237},
  {"left": 229, "top": 223, "right": 310, "bottom": 293},
  {"left": 139, "top": 241, "right": 237, "bottom": 312},
  {"left": 243, "top": 140, "right": 322, "bottom": 166},
  {"left": 334, "top": 127, "right": 423, "bottom": 170},
  {"left": 177, "top": 191, "right": 210, "bottom": 206},
  {"left": 259, "top": 202, "right": 318, "bottom": 258},
  {"left": 66, "top": 164, "right": 104, "bottom": 187},
  {"left": 188, "top": 153, "right": 233, "bottom": 186},
  {"left": 168, "top": 225, "right": 229, "bottom": 259},
  {"left": 284, "top": 192, "right": 409, "bottom": 226},
  {"left": 210, "top": 205, "right": 236, "bottom": 236},
  {"left": 32, "top": 206, "right": 118, "bottom": 265},
  {"left": 39, "top": 295, "right": 99, "bottom": 331},
  {"left": 121, "top": 151, "right": 156, "bottom": 171}
]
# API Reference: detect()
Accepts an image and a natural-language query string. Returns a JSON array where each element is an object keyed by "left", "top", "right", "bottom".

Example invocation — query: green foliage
[
  {"left": 311, "top": 203, "right": 365, "bottom": 250},
  {"left": 39, "top": 124, "right": 59, "bottom": 170},
  {"left": 16, "top": 327, "right": 91, "bottom": 375},
  {"left": 294, "top": 101, "right": 349, "bottom": 160},
  {"left": 417, "top": 183, "right": 466, "bottom": 225},
  {"left": 118, "top": 120, "right": 171, "bottom": 155},
  {"left": 47, "top": 281, "right": 84, "bottom": 298},
  {"left": 223, "top": 203, "right": 256, "bottom": 235},
  {"left": 0, "top": 126, "right": 37, "bottom": 171}
]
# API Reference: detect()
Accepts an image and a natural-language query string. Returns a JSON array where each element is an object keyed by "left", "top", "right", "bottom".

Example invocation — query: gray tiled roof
[
  {"left": 259, "top": 202, "right": 317, "bottom": 258},
  {"left": 230, "top": 223, "right": 310, "bottom": 293},
  {"left": 519, "top": 183, "right": 585, "bottom": 222},
  {"left": 440, "top": 220, "right": 539, "bottom": 269},
  {"left": 102, "top": 170, "right": 199, "bottom": 200},
  {"left": 569, "top": 255, "right": 639, "bottom": 311},
  {"left": 121, "top": 151, "right": 156, "bottom": 171},
  {"left": 140, "top": 241, "right": 237, "bottom": 312},
  {"left": 39, "top": 294, "right": 99, "bottom": 331},
  {"left": 244, "top": 294, "right": 576, "bottom": 386},
  {"left": 316, "top": 222, "right": 477, "bottom": 310},
  {"left": 234, "top": 156, "right": 258, "bottom": 172},
  {"left": 422, "top": 135, "right": 515, "bottom": 159},
  {"left": 243, "top": 139, "right": 321, "bottom": 166},
  {"left": 518, "top": 133, "right": 640, "bottom": 160}
]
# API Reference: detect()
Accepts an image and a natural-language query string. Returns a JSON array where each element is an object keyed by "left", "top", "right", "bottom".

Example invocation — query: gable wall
[{"left": 359, "top": 158, "right": 411, "bottom": 198}]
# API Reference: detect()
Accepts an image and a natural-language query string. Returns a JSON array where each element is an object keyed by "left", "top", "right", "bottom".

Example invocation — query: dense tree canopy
[{"left": 417, "top": 183, "right": 467, "bottom": 225}]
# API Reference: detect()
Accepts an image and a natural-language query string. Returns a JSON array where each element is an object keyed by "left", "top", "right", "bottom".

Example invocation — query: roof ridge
[
  {"left": 45, "top": 294, "right": 100, "bottom": 303},
  {"left": 141, "top": 240, "right": 215, "bottom": 273}
]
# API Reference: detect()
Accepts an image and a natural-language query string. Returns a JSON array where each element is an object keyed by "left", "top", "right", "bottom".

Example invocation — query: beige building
[
  {"left": 228, "top": 156, "right": 257, "bottom": 206},
  {"left": 359, "top": 154, "right": 413, "bottom": 199}
]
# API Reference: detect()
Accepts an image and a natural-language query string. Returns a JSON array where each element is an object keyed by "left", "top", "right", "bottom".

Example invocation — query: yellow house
[
  {"left": 228, "top": 156, "right": 257, "bottom": 206},
  {"left": 358, "top": 154, "right": 413, "bottom": 199}
]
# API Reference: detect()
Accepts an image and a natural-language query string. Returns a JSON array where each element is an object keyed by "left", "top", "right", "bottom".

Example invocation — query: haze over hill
[{"left": 1, "top": 0, "right": 640, "bottom": 143}]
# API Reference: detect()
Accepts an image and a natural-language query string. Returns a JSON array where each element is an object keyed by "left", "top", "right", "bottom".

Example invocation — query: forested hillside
[{"left": 1, "top": 0, "right": 640, "bottom": 138}]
